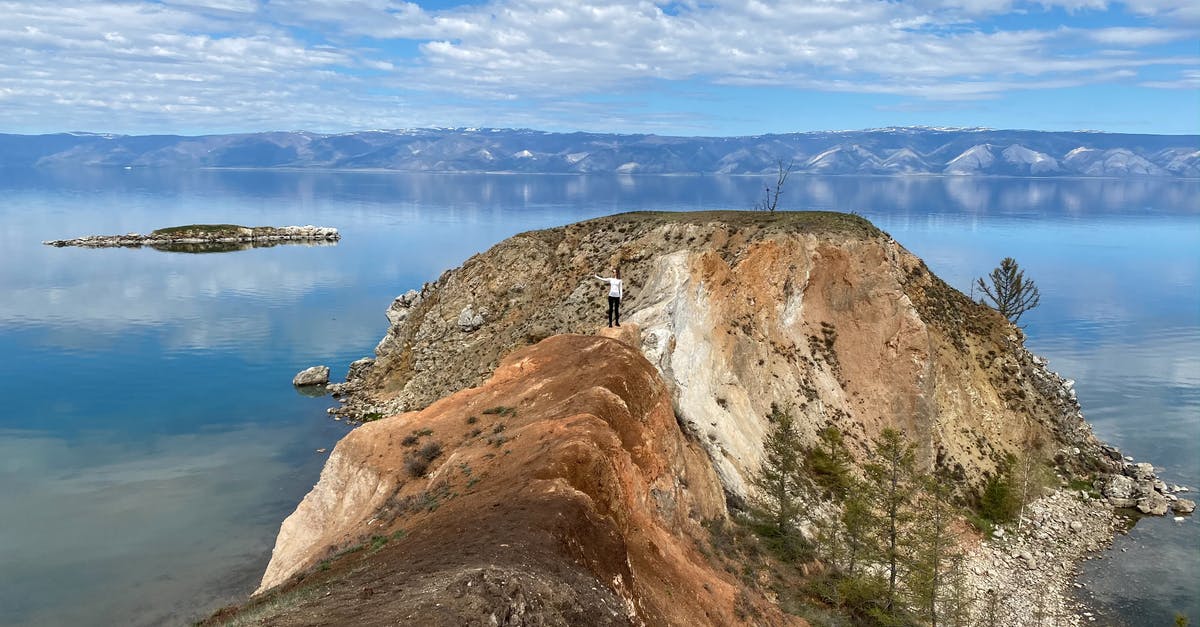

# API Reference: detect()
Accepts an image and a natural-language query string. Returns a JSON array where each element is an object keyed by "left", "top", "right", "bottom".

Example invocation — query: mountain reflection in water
[{"left": 0, "top": 169, "right": 1194, "bottom": 627}]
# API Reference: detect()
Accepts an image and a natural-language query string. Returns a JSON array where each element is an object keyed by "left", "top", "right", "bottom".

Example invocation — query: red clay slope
[{"left": 235, "top": 333, "right": 799, "bottom": 626}]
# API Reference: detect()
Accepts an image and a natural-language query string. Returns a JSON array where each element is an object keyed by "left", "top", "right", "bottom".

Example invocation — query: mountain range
[{"left": 2, "top": 127, "right": 1197, "bottom": 177}]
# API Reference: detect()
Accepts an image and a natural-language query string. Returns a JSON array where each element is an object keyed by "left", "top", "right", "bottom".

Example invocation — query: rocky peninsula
[
  {"left": 214, "top": 212, "right": 1188, "bottom": 626},
  {"left": 43, "top": 224, "right": 339, "bottom": 252}
]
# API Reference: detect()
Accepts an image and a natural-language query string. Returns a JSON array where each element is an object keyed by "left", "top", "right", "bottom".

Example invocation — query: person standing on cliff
[{"left": 593, "top": 268, "right": 623, "bottom": 327}]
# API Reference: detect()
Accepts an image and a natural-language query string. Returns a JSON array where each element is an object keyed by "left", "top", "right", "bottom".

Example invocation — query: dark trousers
[{"left": 607, "top": 296, "right": 621, "bottom": 326}]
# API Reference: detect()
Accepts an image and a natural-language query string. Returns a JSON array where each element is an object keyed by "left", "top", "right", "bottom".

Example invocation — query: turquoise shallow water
[{"left": 0, "top": 169, "right": 1195, "bottom": 625}]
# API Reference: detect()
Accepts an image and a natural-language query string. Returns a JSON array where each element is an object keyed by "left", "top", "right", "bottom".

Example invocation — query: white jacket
[{"left": 594, "top": 275, "right": 623, "bottom": 298}]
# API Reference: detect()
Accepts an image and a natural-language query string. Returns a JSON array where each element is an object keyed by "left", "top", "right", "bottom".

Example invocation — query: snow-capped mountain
[
  {"left": 0, "top": 127, "right": 1195, "bottom": 177},
  {"left": 944, "top": 144, "right": 997, "bottom": 175},
  {"left": 878, "top": 147, "right": 931, "bottom": 173}
]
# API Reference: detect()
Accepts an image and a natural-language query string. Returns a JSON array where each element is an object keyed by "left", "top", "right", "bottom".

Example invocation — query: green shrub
[
  {"left": 979, "top": 473, "right": 1020, "bottom": 523},
  {"left": 965, "top": 511, "right": 995, "bottom": 538},
  {"left": 836, "top": 575, "right": 889, "bottom": 624}
]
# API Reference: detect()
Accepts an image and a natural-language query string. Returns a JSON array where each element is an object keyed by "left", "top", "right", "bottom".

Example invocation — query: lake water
[{"left": 0, "top": 169, "right": 1195, "bottom": 626}]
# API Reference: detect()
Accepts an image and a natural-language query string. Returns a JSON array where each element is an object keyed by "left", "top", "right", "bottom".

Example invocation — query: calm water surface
[{"left": 0, "top": 169, "right": 1195, "bottom": 625}]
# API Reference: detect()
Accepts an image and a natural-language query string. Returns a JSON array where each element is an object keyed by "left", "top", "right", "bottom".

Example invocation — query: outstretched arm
[{"left": 593, "top": 274, "right": 609, "bottom": 281}]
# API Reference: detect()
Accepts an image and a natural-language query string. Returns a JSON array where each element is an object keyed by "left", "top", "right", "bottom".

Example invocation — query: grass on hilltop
[
  {"left": 582, "top": 210, "right": 884, "bottom": 239},
  {"left": 150, "top": 224, "right": 252, "bottom": 237}
]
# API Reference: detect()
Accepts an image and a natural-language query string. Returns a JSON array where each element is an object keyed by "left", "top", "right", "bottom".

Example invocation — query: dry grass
[{"left": 580, "top": 210, "right": 885, "bottom": 238}]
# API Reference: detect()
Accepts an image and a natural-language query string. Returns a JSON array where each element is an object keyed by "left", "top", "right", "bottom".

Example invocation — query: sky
[{"left": 1, "top": 0, "right": 1198, "bottom": 136}]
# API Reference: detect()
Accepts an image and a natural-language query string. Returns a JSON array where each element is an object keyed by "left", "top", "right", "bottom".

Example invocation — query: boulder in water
[{"left": 293, "top": 365, "right": 330, "bottom": 387}]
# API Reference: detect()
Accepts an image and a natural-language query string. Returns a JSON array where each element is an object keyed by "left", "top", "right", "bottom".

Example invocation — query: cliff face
[
  {"left": 348, "top": 212, "right": 1097, "bottom": 500},
  {"left": 256, "top": 333, "right": 785, "bottom": 625},
  {"left": 239, "top": 211, "right": 1111, "bottom": 625}
]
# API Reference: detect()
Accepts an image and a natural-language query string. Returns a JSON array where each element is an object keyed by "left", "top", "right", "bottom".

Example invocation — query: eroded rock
[
  {"left": 335, "top": 213, "right": 1108, "bottom": 502},
  {"left": 293, "top": 365, "right": 330, "bottom": 387},
  {"left": 1102, "top": 475, "right": 1137, "bottom": 507},
  {"left": 457, "top": 305, "right": 486, "bottom": 332},
  {"left": 1137, "top": 492, "right": 1169, "bottom": 516},
  {"left": 346, "top": 357, "right": 375, "bottom": 382},
  {"left": 258, "top": 335, "right": 777, "bottom": 625},
  {"left": 1125, "top": 462, "right": 1156, "bottom": 482},
  {"left": 386, "top": 290, "right": 422, "bottom": 327}
]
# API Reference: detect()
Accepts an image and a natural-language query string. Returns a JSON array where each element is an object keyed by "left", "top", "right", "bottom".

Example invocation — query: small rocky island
[{"left": 44, "top": 224, "right": 339, "bottom": 253}]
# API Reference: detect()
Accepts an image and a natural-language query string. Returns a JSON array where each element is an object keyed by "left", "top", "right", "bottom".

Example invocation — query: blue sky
[{"left": 1, "top": 0, "right": 1197, "bottom": 136}]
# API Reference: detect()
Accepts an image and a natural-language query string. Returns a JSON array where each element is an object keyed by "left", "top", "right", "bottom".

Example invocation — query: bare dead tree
[{"left": 754, "top": 159, "right": 794, "bottom": 212}]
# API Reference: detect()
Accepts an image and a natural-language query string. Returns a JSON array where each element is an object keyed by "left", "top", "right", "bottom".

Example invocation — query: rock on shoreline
[
  {"left": 963, "top": 490, "right": 1118, "bottom": 626},
  {"left": 292, "top": 365, "right": 330, "bottom": 387},
  {"left": 1096, "top": 454, "right": 1193, "bottom": 517},
  {"left": 962, "top": 452, "right": 1194, "bottom": 626},
  {"left": 43, "top": 225, "right": 340, "bottom": 248}
]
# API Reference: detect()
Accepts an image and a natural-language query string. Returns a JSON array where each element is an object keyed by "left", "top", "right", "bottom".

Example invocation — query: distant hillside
[{"left": 1, "top": 127, "right": 1197, "bottom": 177}]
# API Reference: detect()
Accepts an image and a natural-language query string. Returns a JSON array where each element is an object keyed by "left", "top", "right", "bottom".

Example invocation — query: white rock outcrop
[
  {"left": 257, "top": 436, "right": 393, "bottom": 592},
  {"left": 292, "top": 365, "right": 330, "bottom": 387}
]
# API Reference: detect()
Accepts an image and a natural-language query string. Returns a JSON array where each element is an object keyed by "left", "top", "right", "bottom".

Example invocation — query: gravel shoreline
[{"left": 963, "top": 489, "right": 1119, "bottom": 626}]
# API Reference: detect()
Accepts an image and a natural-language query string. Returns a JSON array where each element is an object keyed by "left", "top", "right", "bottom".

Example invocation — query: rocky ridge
[
  {"left": 243, "top": 211, "right": 1188, "bottom": 625},
  {"left": 252, "top": 333, "right": 786, "bottom": 626},
  {"left": 329, "top": 212, "right": 1111, "bottom": 502},
  {"left": 1096, "top": 454, "right": 1195, "bottom": 517}
]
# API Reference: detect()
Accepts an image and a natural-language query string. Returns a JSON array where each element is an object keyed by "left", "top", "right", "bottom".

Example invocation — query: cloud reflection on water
[
  {"left": 0, "top": 170, "right": 1195, "bottom": 626},
  {"left": 0, "top": 424, "right": 336, "bottom": 627}
]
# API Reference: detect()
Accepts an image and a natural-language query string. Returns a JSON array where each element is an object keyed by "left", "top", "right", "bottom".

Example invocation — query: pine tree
[
  {"left": 864, "top": 428, "right": 919, "bottom": 616},
  {"left": 751, "top": 404, "right": 810, "bottom": 559},
  {"left": 979, "top": 585, "right": 1015, "bottom": 626},
  {"left": 940, "top": 553, "right": 973, "bottom": 627},
  {"left": 818, "top": 480, "right": 873, "bottom": 578},
  {"left": 980, "top": 454, "right": 1021, "bottom": 524},
  {"left": 841, "top": 492, "right": 873, "bottom": 578},
  {"left": 976, "top": 257, "right": 1041, "bottom": 325},
  {"left": 808, "top": 425, "right": 854, "bottom": 499},
  {"left": 908, "top": 475, "right": 960, "bottom": 627}
]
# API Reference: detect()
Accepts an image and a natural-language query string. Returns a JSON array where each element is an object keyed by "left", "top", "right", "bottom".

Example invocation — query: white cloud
[
  {"left": 1121, "top": 0, "right": 1200, "bottom": 22},
  {"left": 267, "top": 0, "right": 1196, "bottom": 98},
  {"left": 1084, "top": 26, "right": 1192, "bottom": 45},
  {"left": 1141, "top": 68, "right": 1200, "bottom": 88},
  {"left": 0, "top": 0, "right": 1196, "bottom": 132}
]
